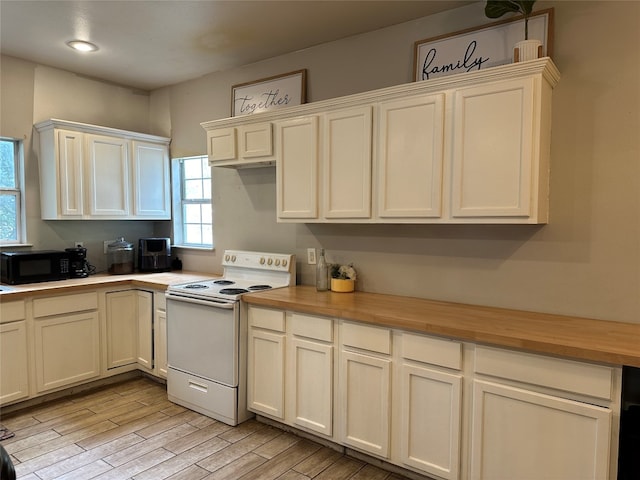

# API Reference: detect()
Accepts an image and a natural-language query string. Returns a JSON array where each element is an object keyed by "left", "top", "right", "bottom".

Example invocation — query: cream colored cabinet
[
  {"left": 132, "top": 141, "right": 171, "bottom": 218},
  {"left": 286, "top": 312, "right": 334, "bottom": 436},
  {"left": 104, "top": 289, "right": 153, "bottom": 373},
  {"left": 377, "top": 94, "right": 445, "bottom": 220},
  {"left": 393, "top": 332, "right": 463, "bottom": 480},
  {"left": 470, "top": 346, "right": 617, "bottom": 480},
  {"left": 0, "top": 300, "right": 29, "bottom": 405},
  {"left": 338, "top": 321, "right": 392, "bottom": 459},
  {"left": 35, "top": 118, "right": 171, "bottom": 220},
  {"left": 33, "top": 292, "right": 100, "bottom": 393},
  {"left": 247, "top": 306, "right": 286, "bottom": 419},
  {"left": 154, "top": 291, "right": 168, "bottom": 378},
  {"left": 85, "top": 133, "right": 130, "bottom": 217},
  {"left": 323, "top": 106, "right": 373, "bottom": 219},
  {"left": 276, "top": 116, "right": 319, "bottom": 219},
  {"left": 207, "top": 123, "right": 274, "bottom": 168},
  {"left": 451, "top": 77, "right": 550, "bottom": 223}
]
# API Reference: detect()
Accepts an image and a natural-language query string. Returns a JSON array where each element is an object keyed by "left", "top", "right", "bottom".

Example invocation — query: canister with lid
[{"left": 107, "top": 237, "right": 134, "bottom": 274}]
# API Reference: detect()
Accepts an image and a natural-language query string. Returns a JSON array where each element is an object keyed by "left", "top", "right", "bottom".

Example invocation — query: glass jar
[{"left": 107, "top": 237, "right": 134, "bottom": 274}]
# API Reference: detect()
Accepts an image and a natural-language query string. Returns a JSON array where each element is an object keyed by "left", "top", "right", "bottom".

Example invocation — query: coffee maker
[
  {"left": 65, "top": 247, "right": 89, "bottom": 278},
  {"left": 138, "top": 238, "right": 171, "bottom": 272}
]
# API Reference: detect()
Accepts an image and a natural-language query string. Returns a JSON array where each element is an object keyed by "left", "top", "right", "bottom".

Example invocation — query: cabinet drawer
[
  {"left": 290, "top": 313, "right": 333, "bottom": 342},
  {"left": 249, "top": 306, "right": 285, "bottom": 332},
  {"left": 0, "top": 299, "right": 26, "bottom": 323},
  {"left": 475, "top": 346, "right": 614, "bottom": 400},
  {"left": 33, "top": 292, "right": 98, "bottom": 318},
  {"left": 401, "top": 332, "right": 461, "bottom": 370},
  {"left": 341, "top": 321, "right": 391, "bottom": 354}
]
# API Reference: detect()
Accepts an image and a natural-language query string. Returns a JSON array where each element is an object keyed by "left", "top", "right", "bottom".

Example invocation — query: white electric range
[{"left": 165, "top": 250, "right": 295, "bottom": 425}]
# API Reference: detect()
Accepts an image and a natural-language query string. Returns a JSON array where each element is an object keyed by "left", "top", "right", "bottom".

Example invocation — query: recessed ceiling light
[{"left": 66, "top": 40, "right": 99, "bottom": 52}]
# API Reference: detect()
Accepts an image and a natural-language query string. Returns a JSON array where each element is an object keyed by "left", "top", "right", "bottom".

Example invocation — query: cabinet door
[
  {"left": 85, "top": 133, "right": 130, "bottom": 217},
  {"left": 155, "top": 307, "right": 167, "bottom": 378},
  {"left": 131, "top": 141, "right": 170, "bottom": 218},
  {"left": 207, "top": 127, "right": 237, "bottom": 162},
  {"left": 470, "top": 380, "right": 612, "bottom": 480},
  {"left": 339, "top": 350, "right": 391, "bottom": 458},
  {"left": 105, "top": 290, "right": 137, "bottom": 369},
  {"left": 136, "top": 290, "right": 153, "bottom": 370},
  {"left": 248, "top": 327, "right": 285, "bottom": 419},
  {"left": 276, "top": 116, "right": 319, "bottom": 220},
  {"left": 288, "top": 337, "right": 333, "bottom": 436},
  {"left": 323, "top": 107, "right": 372, "bottom": 219},
  {"left": 240, "top": 123, "right": 273, "bottom": 158},
  {"left": 0, "top": 321, "right": 29, "bottom": 404},
  {"left": 399, "top": 363, "right": 462, "bottom": 480},
  {"left": 56, "top": 129, "right": 84, "bottom": 217},
  {"left": 377, "top": 94, "right": 445, "bottom": 219},
  {"left": 451, "top": 78, "right": 535, "bottom": 219},
  {"left": 34, "top": 311, "right": 100, "bottom": 392}
]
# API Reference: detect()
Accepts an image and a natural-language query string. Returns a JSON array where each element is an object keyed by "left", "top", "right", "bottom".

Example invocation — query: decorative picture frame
[
  {"left": 231, "top": 69, "right": 307, "bottom": 117},
  {"left": 413, "top": 8, "right": 554, "bottom": 82}
]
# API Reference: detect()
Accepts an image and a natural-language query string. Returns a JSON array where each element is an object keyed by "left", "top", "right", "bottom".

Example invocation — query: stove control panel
[{"left": 222, "top": 250, "right": 294, "bottom": 272}]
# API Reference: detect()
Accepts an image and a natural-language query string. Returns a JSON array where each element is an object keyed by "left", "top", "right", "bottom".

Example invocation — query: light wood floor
[{"left": 0, "top": 377, "right": 415, "bottom": 480}]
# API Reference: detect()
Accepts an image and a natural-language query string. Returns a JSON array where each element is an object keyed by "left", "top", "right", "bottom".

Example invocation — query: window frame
[
  {"left": 171, "top": 154, "right": 213, "bottom": 249},
  {"left": 0, "top": 137, "right": 27, "bottom": 246}
]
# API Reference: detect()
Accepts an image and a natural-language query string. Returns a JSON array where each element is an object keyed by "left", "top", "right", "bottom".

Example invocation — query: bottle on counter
[{"left": 316, "top": 248, "right": 328, "bottom": 292}]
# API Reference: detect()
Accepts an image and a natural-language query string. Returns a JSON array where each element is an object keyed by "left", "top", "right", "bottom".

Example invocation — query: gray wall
[{"left": 2, "top": 1, "right": 639, "bottom": 324}]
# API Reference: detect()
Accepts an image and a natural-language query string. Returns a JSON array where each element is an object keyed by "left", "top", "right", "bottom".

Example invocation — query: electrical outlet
[
  {"left": 307, "top": 248, "right": 316, "bottom": 265},
  {"left": 104, "top": 240, "right": 117, "bottom": 254},
  {"left": 74, "top": 241, "right": 84, "bottom": 248}
]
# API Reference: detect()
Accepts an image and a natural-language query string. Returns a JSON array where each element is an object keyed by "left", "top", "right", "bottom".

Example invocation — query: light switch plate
[{"left": 307, "top": 248, "right": 316, "bottom": 265}]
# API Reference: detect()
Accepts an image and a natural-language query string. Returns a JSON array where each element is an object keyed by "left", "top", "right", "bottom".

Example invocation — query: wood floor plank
[
  {"left": 251, "top": 432, "right": 301, "bottom": 459},
  {"left": 92, "top": 446, "right": 176, "bottom": 480},
  {"left": 5, "top": 409, "right": 96, "bottom": 445},
  {"left": 292, "top": 445, "right": 344, "bottom": 478},
  {"left": 163, "top": 421, "right": 233, "bottom": 454},
  {"left": 166, "top": 464, "right": 211, "bottom": 480},
  {"left": 76, "top": 411, "right": 169, "bottom": 450},
  {"left": 134, "top": 409, "right": 204, "bottom": 439},
  {"left": 236, "top": 440, "right": 322, "bottom": 480},
  {"left": 2, "top": 429, "right": 62, "bottom": 455},
  {"left": 54, "top": 459, "right": 113, "bottom": 480},
  {"left": 201, "top": 452, "right": 268, "bottom": 480},
  {"left": 216, "top": 419, "right": 266, "bottom": 444},
  {"left": 53, "top": 402, "right": 142, "bottom": 435},
  {"left": 277, "top": 470, "right": 310, "bottom": 480},
  {"left": 14, "top": 444, "right": 85, "bottom": 477},
  {"left": 351, "top": 464, "right": 393, "bottom": 480},
  {"left": 109, "top": 399, "right": 178, "bottom": 425},
  {"left": 34, "top": 432, "right": 145, "bottom": 480},
  {"left": 314, "top": 456, "right": 366, "bottom": 480},
  {"left": 133, "top": 436, "right": 230, "bottom": 480},
  {"left": 195, "top": 424, "right": 281, "bottom": 472}
]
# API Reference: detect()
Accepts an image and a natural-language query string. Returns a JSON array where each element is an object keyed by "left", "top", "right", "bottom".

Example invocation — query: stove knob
[
  {"left": 224, "top": 254, "right": 230, "bottom": 262},
  {"left": 267, "top": 258, "right": 273, "bottom": 265},
  {"left": 260, "top": 257, "right": 266, "bottom": 265},
  {"left": 275, "top": 259, "right": 281, "bottom": 266},
  {"left": 282, "top": 259, "right": 288, "bottom": 267},
  {"left": 231, "top": 255, "right": 236, "bottom": 262}
]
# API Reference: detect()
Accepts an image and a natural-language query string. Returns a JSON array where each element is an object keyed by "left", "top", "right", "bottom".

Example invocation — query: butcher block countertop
[
  {"left": 243, "top": 285, "right": 640, "bottom": 368},
  {"left": 0, "top": 271, "right": 219, "bottom": 299}
]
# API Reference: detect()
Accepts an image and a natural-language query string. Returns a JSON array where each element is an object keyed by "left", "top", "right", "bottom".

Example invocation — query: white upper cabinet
[
  {"left": 202, "top": 58, "right": 560, "bottom": 224},
  {"left": 206, "top": 123, "right": 274, "bottom": 168},
  {"left": 36, "top": 119, "right": 171, "bottom": 220},
  {"left": 377, "top": 94, "right": 445, "bottom": 220}
]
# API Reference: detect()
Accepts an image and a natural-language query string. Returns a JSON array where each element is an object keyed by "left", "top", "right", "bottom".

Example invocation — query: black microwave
[{"left": 0, "top": 250, "right": 71, "bottom": 285}]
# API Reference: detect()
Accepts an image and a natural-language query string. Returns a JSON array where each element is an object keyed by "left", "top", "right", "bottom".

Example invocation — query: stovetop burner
[
  {"left": 184, "top": 284, "right": 209, "bottom": 289},
  {"left": 219, "top": 288, "right": 250, "bottom": 295},
  {"left": 214, "top": 280, "right": 235, "bottom": 285},
  {"left": 248, "top": 285, "right": 272, "bottom": 291}
]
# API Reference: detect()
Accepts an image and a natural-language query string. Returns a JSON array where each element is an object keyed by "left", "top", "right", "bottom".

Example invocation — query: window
[
  {"left": 171, "top": 155, "right": 213, "bottom": 248},
  {"left": 0, "top": 138, "right": 26, "bottom": 245}
]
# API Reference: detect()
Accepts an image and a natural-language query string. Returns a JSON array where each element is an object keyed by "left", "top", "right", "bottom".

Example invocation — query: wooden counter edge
[{"left": 243, "top": 286, "right": 640, "bottom": 368}]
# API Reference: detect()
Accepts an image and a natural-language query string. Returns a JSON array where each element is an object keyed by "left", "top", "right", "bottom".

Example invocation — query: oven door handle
[{"left": 166, "top": 294, "right": 236, "bottom": 309}]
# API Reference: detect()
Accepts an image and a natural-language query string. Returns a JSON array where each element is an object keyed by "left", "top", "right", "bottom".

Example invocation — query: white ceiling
[{"left": 0, "top": 0, "right": 474, "bottom": 91}]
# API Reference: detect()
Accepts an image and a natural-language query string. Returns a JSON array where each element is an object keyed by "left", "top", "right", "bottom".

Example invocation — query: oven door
[{"left": 166, "top": 295, "right": 238, "bottom": 387}]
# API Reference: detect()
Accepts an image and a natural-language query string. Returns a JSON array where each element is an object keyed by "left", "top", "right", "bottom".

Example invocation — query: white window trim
[{"left": 0, "top": 138, "right": 27, "bottom": 246}]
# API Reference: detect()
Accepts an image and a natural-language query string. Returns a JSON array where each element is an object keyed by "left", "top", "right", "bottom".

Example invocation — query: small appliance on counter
[
  {"left": 65, "top": 247, "right": 90, "bottom": 278},
  {"left": 106, "top": 237, "right": 135, "bottom": 274},
  {"left": 138, "top": 237, "right": 171, "bottom": 272},
  {"left": 0, "top": 250, "right": 70, "bottom": 285}
]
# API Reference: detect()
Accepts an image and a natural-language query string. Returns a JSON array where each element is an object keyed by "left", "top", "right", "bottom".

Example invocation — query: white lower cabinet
[
  {"left": 33, "top": 292, "right": 100, "bottom": 393},
  {"left": 154, "top": 291, "right": 168, "bottom": 378},
  {"left": 104, "top": 289, "right": 153, "bottom": 373},
  {"left": 0, "top": 300, "right": 29, "bottom": 405},
  {"left": 247, "top": 307, "right": 286, "bottom": 419}
]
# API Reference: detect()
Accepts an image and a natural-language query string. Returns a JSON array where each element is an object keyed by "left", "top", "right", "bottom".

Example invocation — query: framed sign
[
  {"left": 413, "top": 8, "right": 553, "bottom": 82},
  {"left": 231, "top": 69, "right": 307, "bottom": 117}
]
